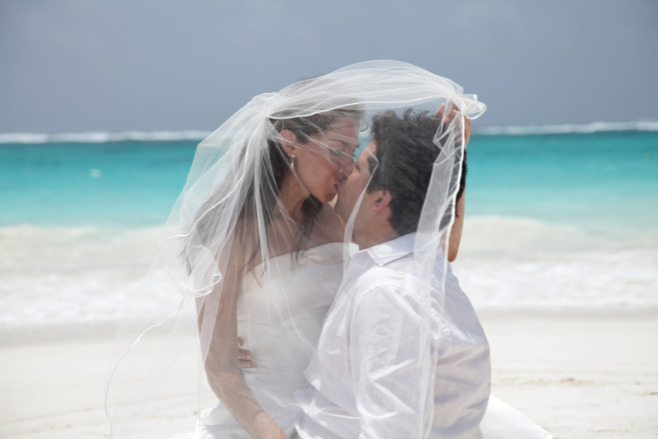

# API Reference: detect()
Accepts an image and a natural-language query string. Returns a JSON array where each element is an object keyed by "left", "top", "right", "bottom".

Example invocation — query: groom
[{"left": 294, "top": 110, "right": 491, "bottom": 438}]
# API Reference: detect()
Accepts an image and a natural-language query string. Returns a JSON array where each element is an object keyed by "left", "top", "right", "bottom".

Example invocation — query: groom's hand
[
  {"left": 237, "top": 338, "right": 254, "bottom": 369},
  {"left": 435, "top": 103, "right": 472, "bottom": 147}
]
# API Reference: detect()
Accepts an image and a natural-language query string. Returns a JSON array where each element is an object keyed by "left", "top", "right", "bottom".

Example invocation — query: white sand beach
[
  {"left": 481, "top": 314, "right": 658, "bottom": 438},
  {"left": 1, "top": 314, "right": 657, "bottom": 439}
]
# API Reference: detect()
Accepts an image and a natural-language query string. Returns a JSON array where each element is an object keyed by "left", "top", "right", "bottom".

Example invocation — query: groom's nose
[{"left": 338, "top": 162, "right": 355, "bottom": 182}]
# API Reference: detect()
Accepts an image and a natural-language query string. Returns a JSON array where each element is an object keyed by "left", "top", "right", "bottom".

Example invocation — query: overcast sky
[{"left": 1, "top": 0, "right": 657, "bottom": 133}]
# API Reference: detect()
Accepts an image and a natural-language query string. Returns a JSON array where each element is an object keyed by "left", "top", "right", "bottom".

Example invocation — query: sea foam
[
  {"left": 475, "top": 120, "right": 658, "bottom": 136},
  {"left": 1, "top": 120, "right": 658, "bottom": 144},
  {"left": 0, "top": 130, "right": 211, "bottom": 144},
  {"left": 0, "top": 225, "right": 168, "bottom": 337},
  {"left": 1, "top": 216, "right": 657, "bottom": 340},
  {"left": 454, "top": 216, "right": 658, "bottom": 312}
]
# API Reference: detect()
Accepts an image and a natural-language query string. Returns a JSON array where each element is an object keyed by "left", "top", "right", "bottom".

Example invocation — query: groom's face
[{"left": 334, "top": 141, "right": 378, "bottom": 224}]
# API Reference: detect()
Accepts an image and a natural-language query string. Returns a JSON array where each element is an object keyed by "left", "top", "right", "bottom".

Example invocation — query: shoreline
[
  {"left": 3, "top": 308, "right": 658, "bottom": 347},
  {"left": 1, "top": 313, "right": 657, "bottom": 438}
]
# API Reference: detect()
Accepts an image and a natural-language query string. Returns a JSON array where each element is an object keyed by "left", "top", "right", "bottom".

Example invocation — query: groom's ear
[{"left": 371, "top": 190, "right": 391, "bottom": 211}]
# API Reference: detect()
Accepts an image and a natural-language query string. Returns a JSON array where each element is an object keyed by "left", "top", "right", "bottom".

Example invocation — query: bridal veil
[{"left": 105, "top": 60, "right": 485, "bottom": 437}]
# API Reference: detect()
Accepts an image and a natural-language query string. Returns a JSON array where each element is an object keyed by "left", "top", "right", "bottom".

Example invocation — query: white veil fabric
[{"left": 105, "top": 60, "right": 485, "bottom": 438}]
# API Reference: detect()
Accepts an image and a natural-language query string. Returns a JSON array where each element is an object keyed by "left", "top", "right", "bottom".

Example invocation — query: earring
[{"left": 290, "top": 153, "right": 296, "bottom": 171}]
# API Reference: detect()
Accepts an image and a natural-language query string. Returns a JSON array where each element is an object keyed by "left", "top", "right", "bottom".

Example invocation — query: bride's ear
[{"left": 279, "top": 129, "right": 297, "bottom": 157}]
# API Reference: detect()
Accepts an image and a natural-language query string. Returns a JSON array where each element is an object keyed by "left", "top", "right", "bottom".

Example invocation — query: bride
[
  {"left": 106, "top": 61, "right": 551, "bottom": 439},
  {"left": 188, "top": 94, "right": 362, "bottom": 439}
]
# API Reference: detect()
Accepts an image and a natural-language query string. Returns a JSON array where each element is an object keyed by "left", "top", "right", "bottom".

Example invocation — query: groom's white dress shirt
[{"left": 295, "top": 233, "right": 490, "bottom": 439}]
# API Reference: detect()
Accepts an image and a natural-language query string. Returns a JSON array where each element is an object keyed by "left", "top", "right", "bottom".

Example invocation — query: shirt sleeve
[{"left": 349, "top": 281, "right": 436, "bottom": 439}]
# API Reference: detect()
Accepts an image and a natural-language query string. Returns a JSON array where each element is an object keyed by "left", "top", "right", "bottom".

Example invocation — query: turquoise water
[
  {"left": 2, "top": 131, "right": 656, "bottom": 231},
  {"left": 0, "top": 141, "right": 195, "bottom": 226},
  {"left": 467, "top": 131, "right": 658, "bottom": 230},
  {"left": 1, "top": 129, "right": 657, "bottom": 327}
]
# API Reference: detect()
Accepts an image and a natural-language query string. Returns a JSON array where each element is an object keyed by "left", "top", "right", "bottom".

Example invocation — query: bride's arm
[{"left": 197, "top": 236, "right": 289, "bottom": 439}]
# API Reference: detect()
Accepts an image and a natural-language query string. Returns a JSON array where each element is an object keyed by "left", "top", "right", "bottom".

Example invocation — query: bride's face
[{"left": 293, "top": 118, "right": 360, "bottom": 204}]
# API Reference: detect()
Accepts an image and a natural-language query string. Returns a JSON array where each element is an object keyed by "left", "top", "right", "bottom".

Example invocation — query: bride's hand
[{"left": 237, "top": 338, "right": 254, "bottom": 368}]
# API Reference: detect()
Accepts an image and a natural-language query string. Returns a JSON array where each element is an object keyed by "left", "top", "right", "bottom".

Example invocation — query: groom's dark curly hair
[{"left": 366, "top": 109, "right": 467, "bottom": 236}]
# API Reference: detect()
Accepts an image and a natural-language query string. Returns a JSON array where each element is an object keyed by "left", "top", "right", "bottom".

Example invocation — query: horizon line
[{"left": 1, "top": 120, "right": 657, "bottom": 144}]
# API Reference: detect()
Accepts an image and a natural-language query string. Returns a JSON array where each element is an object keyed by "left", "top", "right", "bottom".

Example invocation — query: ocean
[{"left": 1, "top": 125, "right": 657, "bottom": 338}]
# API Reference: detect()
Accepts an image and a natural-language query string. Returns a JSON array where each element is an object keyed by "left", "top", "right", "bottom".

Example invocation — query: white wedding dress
[
  {"left": 191, "top": 242, "right": 551, "bottom": 439},
  {"left": 193, "top": 242, "right": 345, "bottom": 438},
  {"left": 480, "top": 396, "right": 553, "bottom": 438}
]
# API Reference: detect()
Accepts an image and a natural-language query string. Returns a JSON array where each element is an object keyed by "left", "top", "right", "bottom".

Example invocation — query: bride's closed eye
[{"left": 325, "top": 145, "right": 356, "bottom": 166}]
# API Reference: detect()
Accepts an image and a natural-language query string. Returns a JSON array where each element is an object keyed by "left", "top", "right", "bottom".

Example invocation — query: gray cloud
[{"left": 1, "top": 0, "right": 657, "bottom": 132}]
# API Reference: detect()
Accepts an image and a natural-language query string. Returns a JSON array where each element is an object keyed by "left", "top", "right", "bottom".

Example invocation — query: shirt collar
[{"left": 361, "top": 233, "right": 416, "bottom": 267}]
